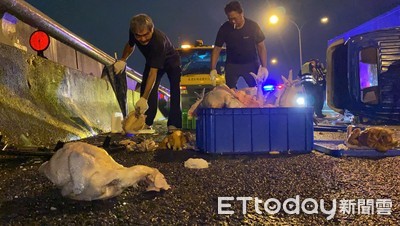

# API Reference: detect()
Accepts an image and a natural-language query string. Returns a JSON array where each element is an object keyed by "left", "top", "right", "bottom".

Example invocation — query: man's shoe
[{"left": 316, "top": 114, "right": 326, "bottom": 118}]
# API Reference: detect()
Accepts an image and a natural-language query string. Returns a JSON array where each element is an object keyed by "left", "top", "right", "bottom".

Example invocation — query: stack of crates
[
  {"left": 196, "top": 108, "right": 314, "bottom": 154},
  {"left": 182, "top": 109, "right": 196, "bottom": 130}
]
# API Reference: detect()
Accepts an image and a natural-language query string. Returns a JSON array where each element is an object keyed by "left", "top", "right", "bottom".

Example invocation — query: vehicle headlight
[{"left": 296, "top": 96, "right": 306, "bottom": 106}]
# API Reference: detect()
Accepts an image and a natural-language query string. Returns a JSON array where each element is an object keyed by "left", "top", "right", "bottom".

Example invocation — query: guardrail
[{"left": 0, "top": 0, "right": 170, "bottom": 96}]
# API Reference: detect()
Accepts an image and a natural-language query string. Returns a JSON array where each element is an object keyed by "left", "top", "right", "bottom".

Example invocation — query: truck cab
[
  {"left": 177, "top": 43, "right": 226, "bottom": 111},
  {"left": 326, "top": 6, "right": 400, "bottom": 123}
]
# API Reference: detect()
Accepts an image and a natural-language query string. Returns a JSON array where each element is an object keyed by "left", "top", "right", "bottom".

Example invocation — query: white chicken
[
  {"left": 188, "top": 84, "right": 244, "bottom": 117},
  {"left": 201, "top": 84, "right": 244, "bottom": 108},
  {"left": 188, "top": 69, "right": 304, "bottom": 117},
  {"left": 275, "top": 70, "right": 303, "bottom": 107},
  {"left": 39, "top": 142, "right": 170, "bottom": 201}
]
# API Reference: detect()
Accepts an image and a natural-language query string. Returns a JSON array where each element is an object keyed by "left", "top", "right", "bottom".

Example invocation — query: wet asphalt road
[{"left": 0, "top": 130, "right": 400, "bottom": 225}]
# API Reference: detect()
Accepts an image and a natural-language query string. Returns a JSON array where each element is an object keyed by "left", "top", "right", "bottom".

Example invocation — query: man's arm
[
  {"left": 120, "top": 43, "right": 135, "bottom": 61},
  {"left": 256, "top": 41, "right": 267, "bottom": 68},
  {"left": 211, "top": 46, "right": 222, "bottom": 70},
  {"left": 141, "top": 67, "right": 158, "bottom": 99}
]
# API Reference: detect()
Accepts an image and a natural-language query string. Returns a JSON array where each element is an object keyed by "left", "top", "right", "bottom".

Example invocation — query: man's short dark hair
[
  {"left": 130, "top": 14, "right": 154, "bottom": 33},
  {"left": 224, "top": 1, "right": 243, "bottom": 14}
]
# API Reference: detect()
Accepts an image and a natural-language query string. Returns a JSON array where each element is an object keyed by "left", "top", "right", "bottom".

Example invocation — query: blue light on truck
[{"left": 263, "top": 85, "right": 275, "bottom": 92}]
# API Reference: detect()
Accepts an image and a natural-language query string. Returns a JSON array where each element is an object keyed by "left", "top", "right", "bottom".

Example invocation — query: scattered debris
[
  {"left": 184, "top": 158, "right": 209, "bottom": 169},
  {"left": 333, "top": 110, "right": 354, "bottom": 125},
  {"left": 119, "top": 138, "right": 157, "bottom": 152},
  {"left": 135, "top": 139, "right": 157, "bottom": 152},
  {"left": 118, "top": 139, "right": 137, "bottom": 151},
  {"left": 337, "top": 144, "right": 349, "bottom": 150}
]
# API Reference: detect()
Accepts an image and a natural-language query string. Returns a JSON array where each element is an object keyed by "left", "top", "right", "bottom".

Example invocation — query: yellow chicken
[
  {"left": 346, "top": 125, "right": 398, "bottom": 152},
  {"left": 159, "top": 131, "right": 189, "bottom": 151}
]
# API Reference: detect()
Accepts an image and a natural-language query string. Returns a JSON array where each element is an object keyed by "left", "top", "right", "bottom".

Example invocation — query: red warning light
[{"left": 29, "top": 30, "right": 50, "bottom": 52}]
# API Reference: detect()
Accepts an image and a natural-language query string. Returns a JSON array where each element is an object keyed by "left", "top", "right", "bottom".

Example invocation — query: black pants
[
  {"left": 141, "top": 65, "right": 182, "bottom": 128},
  {"left": 225, "top": 62, "right": 259, "bottom": 89},
  {"left": 303, "top": 82, "right": 326, "bottom": 116}
]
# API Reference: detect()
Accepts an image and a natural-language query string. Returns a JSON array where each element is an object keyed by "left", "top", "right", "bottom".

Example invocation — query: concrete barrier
[{"left": 0, "top": 43, "right": 137, "bottom": 147}]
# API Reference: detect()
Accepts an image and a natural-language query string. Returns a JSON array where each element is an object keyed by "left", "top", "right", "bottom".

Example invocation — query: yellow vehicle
[{"left": 178, "top": 44, "right": 226, "bottom": 111}]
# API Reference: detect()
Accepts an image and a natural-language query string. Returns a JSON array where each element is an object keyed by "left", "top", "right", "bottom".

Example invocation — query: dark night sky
[{"left": 25, "top": 0, "right": 400, "bottom": 86}]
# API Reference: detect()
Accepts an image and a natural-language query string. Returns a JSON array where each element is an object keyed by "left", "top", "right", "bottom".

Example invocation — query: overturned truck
[{"left": 326, "top": 6, "right": 400, "bottom": 123}]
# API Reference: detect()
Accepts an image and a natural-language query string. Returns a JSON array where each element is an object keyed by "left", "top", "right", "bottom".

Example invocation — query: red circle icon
[{"left": 29, "top": 30, "right": 50, "bottom": 51}]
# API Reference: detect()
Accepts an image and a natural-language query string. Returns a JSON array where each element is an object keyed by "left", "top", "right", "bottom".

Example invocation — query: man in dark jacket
[{"left": 114, "top": 14, "right": 181, "bottom": 133}]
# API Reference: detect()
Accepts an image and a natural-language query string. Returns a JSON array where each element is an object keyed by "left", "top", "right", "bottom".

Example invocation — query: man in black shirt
[
  {"left": 210, "top": 1, "right": 268, "bottom": 89},
  {"left": 114, "top": 14, "right": 182, "bottom": 133}
]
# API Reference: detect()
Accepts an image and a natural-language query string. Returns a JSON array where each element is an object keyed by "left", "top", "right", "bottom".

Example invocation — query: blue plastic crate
[{"left": 196, "top": 108, "right": 314, "bottom": 154}]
